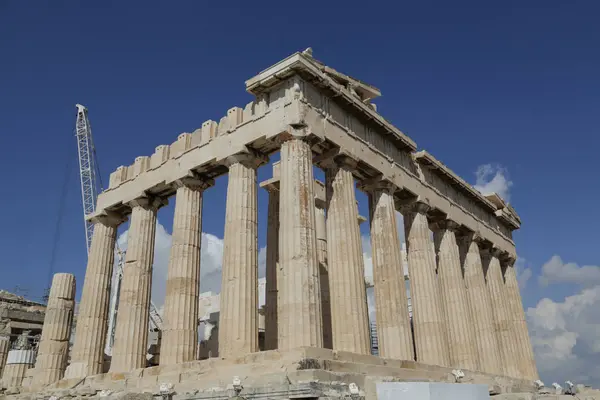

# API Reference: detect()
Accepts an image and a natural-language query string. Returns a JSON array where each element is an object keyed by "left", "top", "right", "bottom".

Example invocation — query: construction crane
[{"left": 74, "top": 104, "right": 163, "bottom": 357}]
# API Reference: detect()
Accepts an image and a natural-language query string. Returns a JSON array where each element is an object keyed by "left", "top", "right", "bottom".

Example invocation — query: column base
[{"left": 24, "top": 348, "right": 538, "bottom": 398}]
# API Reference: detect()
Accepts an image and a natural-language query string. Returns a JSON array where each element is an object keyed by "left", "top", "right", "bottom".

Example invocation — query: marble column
[
  {"left": 264, "top": 184, "right": 280, "bottom": 351},
  {"left": 433, "top": 221, "right": 479, "bottom": 371},
  {"left": 483, "top": 247, "right": 520, "bottom": 377},
  {"left": 0, "top": 337, "right": 8, "bottom": 380},
  {"left": 160, "top": 178, "right": 213, "bottom": 365},
  {"left": 34, "top": 273, "right": 76, "bottom": 385},
  {"left": 366, "top": 182, "right": 414, "bottom": 360},
  {"left": 403, "top": 202, "right": 449, "bottom": 367},
  {"left": 219, "top": 153, "right": 265, "bottom": 358},
  {"left": 110, "top": 196, "right": 164, "bottom": 372},
  {"left": 278, "top": 138, "right": 323, "bottom": 350},
  {"left": 315, "top": 200, "right": 333, "bottom": 349},
  {"left": 458, "top": 234, "right": 502, "bottom": 375},
  {"left": 324, "top": 160, "right": 370, "bottom": 354},
  {"left": 66, "top": 214, "right": 123, "bottom": 378},
  {"left": 503, "top": 260, "right": 539, "bottom": 380}
]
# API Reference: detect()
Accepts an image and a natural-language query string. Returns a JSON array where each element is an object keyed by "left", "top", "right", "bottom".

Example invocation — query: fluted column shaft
[
  {"left": 458, "top": 236, "right": 502, "bottom": 375},
  {"left": 433, "top": 221, "right": 479, "bottom": 371},
  {"left": 325, "top": 162, "right": 370, "bottom": 354},
  {"left": 315, "top": 205, "right": 333, "bottom": 349},
  {"left": 278, "top": 138, "right": 323, "bottom": 350},
  {"left": 67, "top": 217, "right": 121, "bottom": 378},
  {"left": 110, "top": 197, "right": 163, "bottom": 372},
  {"left": 484, "top": 249, "right": 520, "bottom": 377},
  {"left": 264, "top": 187, "right": 279, "bottom": 350},
  {"left": 367, "top": 184, "right": 414, "bottom": 360},
  {"left": 34, "top": 273, "right": 76, "bottom": 385},
  {"left": 161, "top": 179, "right": 212, "bottom": 365},
  {"left": 403, "top": 202, "right": 449, "bottom": 366},
  {"left": 219, "top": 154, "right": 264, "bottom": 358},
  {"left": 0, "top": 337, "right": 8, "bottom": 378},
  {"left": 504, "top": 262, "right": 539, "bottom": 380}
]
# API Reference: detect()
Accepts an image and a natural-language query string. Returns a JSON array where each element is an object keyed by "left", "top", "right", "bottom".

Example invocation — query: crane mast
[
  {"left": 74, "top": 105, "right": 163, "bottom": 359},
  {"left": 75, "top": 104, "right": 99, "bottom": 255}
]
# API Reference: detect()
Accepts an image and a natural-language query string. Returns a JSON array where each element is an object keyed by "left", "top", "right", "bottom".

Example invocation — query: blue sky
[{"left": 1, "top": 0, "right": 599, "bottom": 386}]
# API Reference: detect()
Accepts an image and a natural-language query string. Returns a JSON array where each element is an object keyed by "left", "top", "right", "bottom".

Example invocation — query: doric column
[
  {"left": 403, "top": 202, "right": 449, "bottom": 367},
  {"left": 263, "top": 184, "right": 280, "bottom": 351},
  {"left": 160, "top": 177, "right": 213, "bottom": 365},
  {"left": 0, "top": 336, "right": 8, "bottom": 378},
  {"left": 482, "top": 247, "right": 520, "bottom": 378},
  {"left": 110, "top": 196, "right": 164, "bottom": 372},
  {"left": 433, "top": 220, "right": 479, "bottom": 371},
  {"left": 66, "top": 213, "right": 123, "bottom": 378},
  {"left": 365, "top": 181, "right": 413, "bottom": 360},
  {"left": 218, "top": 152, "right": 266, "bottom": 358},
  {"left": 278, "top": 138, "right": 323, "bottom": 350},
  {"left": 503, "top": 259, "right": 539, "bottom": 380},
  {"left": 457, "top": 234, "right": 502, "bottom": 375},
  {"left": 34, "top": 273, "right": 76, "bottom": 386},
  {"left": 324, "top": 158, "right": 370, "bottom": 354},
  {"left": 315, "top": 203, "right": 333, "bottom": 349}
]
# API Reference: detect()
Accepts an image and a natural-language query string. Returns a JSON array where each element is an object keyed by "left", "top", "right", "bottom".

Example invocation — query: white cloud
[
  {"left": 538, "top": 256, "right": 600, "bottom": 288},
  {"left": 527, "top": 285, "right": 600, "bottom": 387},
  {"left": 515, "top": 257, "right": 533, "bottom": 290},
  {"left": 116, "top": 221, "right": 234, "bottom": 308},
  {"left": 473, "top": 164, "right": 513, "bottom": 202}
]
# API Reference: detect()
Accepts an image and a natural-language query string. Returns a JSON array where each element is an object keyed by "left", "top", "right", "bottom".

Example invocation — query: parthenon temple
[{"left": 2, "top": 50, "right": 543, "bottom": 399}]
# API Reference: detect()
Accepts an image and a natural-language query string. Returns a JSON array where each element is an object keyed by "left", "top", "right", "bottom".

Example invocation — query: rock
[
  {"left": 489, "top": 384, "right": 502, "bottom": 395},
  {"left": 112, "top": 392, "right": 154, "bottom": 400},
  {"left": 74, "top": 388, "right": 97, "bottom": 397},
  {"left": 5, "top": 388, "right": 20, "bottom": 395}
]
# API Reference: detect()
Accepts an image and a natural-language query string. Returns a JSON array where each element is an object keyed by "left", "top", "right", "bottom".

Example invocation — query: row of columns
[{"left": 66, "top": 135, "right": 536, "bottom": 383}]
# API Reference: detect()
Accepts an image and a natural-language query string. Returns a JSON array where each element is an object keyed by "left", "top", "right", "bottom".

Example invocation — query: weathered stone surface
[
  {"left": 219, "top": 155, "right": 263, "bottom": 358},
  {"left": 483, "top": 248, "right": 520, "bottom": 378},
  {"left": 324, "top": 162, "right": 370, "bottom": 354},
  {"left": 403, "top": 202, "right": 450, "bottom": 367},
  {"left": 315, "top": 203, "right": 333, "bottom": 350},
  {"left": 263, "top": 183, "right": 279, "bottom": 351},
  {"left": 366, "top": 183, "right": 413, "bottom": 360},
  {"left": 278, "top": 139, "right": 323, "bottom": 350},
  {"left": 161, "top": 179, "right": 211, "bottom": 365},
  {"left": 458, "top": 235, "right": 503, "bottom": 375},
  {"left": 0, "top": 337, "right": 9, "bottom": 379},
  {"left": 503, "top": 263, "right": 539, "bottom": 380},
  {"left": 433, "top": 221, "right": 478, "bottom": 371},
  {"left": 111, "top": 197, "right": 163, "bottom": 372},
  {"left": 67, "top": 219, "right": 120, "bottom": 378},
  {"left": 33, "top": 273, "right": 76, "bottom": 386}
]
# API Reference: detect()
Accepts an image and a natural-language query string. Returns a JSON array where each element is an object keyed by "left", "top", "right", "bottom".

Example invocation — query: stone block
[
  {"left": 109, "top": 166, "right": 128, "bottom": 189},
  {"left": 156, "top": 372, "right": 181, "bottom": 385},
  {"left": 201, "top": 121, "right": 217, "bottom": 143},
  {"left": 334, "top": 350, "right": 385, "bottom": 366},
  {"left": 227, "top": 107, "right": 243, "bottom": 131},
  {"left": 243, "top": 101, "right": 255, "bottom": 122},
  {"left": 132, "top": 156, "right": 150, "bottom": 177},
  {"left": 376, "top": 382, "right": 489, "bottom": 400}
]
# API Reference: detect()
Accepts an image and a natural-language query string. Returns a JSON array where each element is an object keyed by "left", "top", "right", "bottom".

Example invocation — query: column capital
[
  {"left": 480, "top": 245, "right": 503, "bottom": 259},
  {"left": 432, "top": 218, "right": 460, "bottom": 232},
  {"left": 314, "top": 148, "right": 359, "bottom": 171},
  {"left": 91, "top": 210, "right": 127, "bottom": 227},
  {"left": 223, "top": 149, "right": 268, "bottom": 169},
  {"left": 401, "top": 200, "right": 430, "bottom": 215},
  {"left": 127, "top": 195, "right": 167, "bottom": 211},
  {"left": 172, "top": 175, "right": 214, "bottom": 191},
  {"left": 500, "top": 252, "right": 517, "bottom": 266},
  {"left": 357, "top": 174, "right": 396, "bottom": 193}
]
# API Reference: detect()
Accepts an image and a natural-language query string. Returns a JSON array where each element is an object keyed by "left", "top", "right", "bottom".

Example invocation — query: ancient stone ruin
[{"left": 3, "top": 49, "right": 593, "bottom": 400}]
